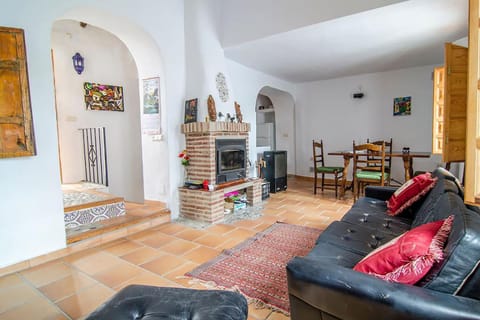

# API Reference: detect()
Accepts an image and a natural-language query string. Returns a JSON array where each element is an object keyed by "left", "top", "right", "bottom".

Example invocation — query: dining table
[{"left": 328, "top": 150, "right": 431, "bottom": 198}]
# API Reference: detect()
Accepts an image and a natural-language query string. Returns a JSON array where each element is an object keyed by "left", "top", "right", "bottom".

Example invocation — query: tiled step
[{"left": 66, "top": 201, "right": 170, "bottom": 244}]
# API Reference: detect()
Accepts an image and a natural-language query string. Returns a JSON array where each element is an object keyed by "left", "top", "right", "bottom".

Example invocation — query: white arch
[
  {"left": 256, "top": 86, "right": 296, "bottom": 175},
  {"left": 56, "top": 6, "right": 171, "bottom": 203}
]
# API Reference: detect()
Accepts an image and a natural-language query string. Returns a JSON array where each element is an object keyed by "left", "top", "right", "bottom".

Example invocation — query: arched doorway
[
  {"left": 51, "top": 8, "right": 170, "bottom": 238},
  {"left": 255, "top": 86, "right": 296, "bottom": 175}
]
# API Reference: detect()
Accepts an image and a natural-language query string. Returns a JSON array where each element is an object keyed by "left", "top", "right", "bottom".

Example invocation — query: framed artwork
[
  {"left": 393, "top": 96, "right": 412, "bottom": 116},
  {"left": 142, "top": 77, "right": 160, "bottom": 114},
  {"left": 184, "top": 98, "right": 198, "bottom": 123},
  {"left": 84, "top": 82, "right": 124, "bottom": 111}
]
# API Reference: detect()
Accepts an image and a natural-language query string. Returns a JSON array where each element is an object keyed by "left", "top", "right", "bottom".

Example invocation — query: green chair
[
  {"left": 365, "top": 138, "right": 393, "bottom": 185},
  {"left": 353, "top": 141, "right": 389, "bottom": 201},
  {"left": 313, "top": 140, "right": 344, "bottom": 198}
]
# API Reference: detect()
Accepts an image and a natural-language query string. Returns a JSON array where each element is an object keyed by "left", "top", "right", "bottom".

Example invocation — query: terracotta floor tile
[
  {"left": 232, "top": 219, "right": 264, "bottom": 229},
  {"left": 39, "top": 271, "right": 97, "bottom": 302},
  {"left": 102, "top": 239, "right": 142, "bottom": 256},
  {"left": 183, "top": 246, "right": 221, "bottom": 264},
  {"left": 0, "top": 281, "right": 42, "bottom": 313},
  {"left": 158, "top": 238, "right": 198, "bottom": 255},
  {"left": 216, "top": 237, "right": 248, "bottom": 250},
  {"left": 0, "top": 273, "right": 23, "bottom": 288},
  {"left": 137, "top": 233, "right": 177, "bottom": 249},
  {"left": 116, "top": 270, "right": 178, "bottom": 290},
  {"left": 0, "top": 296, "right": 67, "bottom": 320},
  {"left": 249, "top": 304, "right": 273, "bottom": 320},
  {"left": 141, "top": 254, "right": 187, "bottom": 276},
  {"left": 120, "top": 246, "right": 162, "bottom": 265},
  {"left": 64, "top": 251, "right": 121, "bottom": 276},
  {"left": 56, "top": 283, "right": 114, "bottom": 319},
  {"left": 224, "top": 228, "right": 256, "bottom": 240},
  {"left": 267, "top": 311, "right": 290, "bottom": 320},
  {"left": 163, "top": 261, "right": 199, "bottom": 283},
  {"left": 175, "top": 228, "right": 207, "bottom": 241},
  {"left": 20, "top": 261, "right": 74, "bottom": 287},
  {"left": 194, "top": 233, "right": 229, "bottom": 248},
  {"left": 154, "top": 223, "right": 186, "bottom": 235},
  {"left": 92, "top": 261, "right": 142, "bottom": 288},
  {"left": 205, "top": 223, "right": 237, "bottom": 235}
]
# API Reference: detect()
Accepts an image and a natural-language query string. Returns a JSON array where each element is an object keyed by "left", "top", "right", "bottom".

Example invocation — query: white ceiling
[{"left": 223, "top": 0, "right": 468, "bottom": 83}]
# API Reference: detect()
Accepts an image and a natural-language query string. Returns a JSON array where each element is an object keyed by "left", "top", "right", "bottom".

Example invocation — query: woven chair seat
[
  {"left": 355, "top": 171, "right": 390, "bottom": 180},
  {"left": 316, "top": 166, "right": 344, "bottom": 173}
]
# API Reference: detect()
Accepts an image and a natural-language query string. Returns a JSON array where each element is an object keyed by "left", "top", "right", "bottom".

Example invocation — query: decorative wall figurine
[
  {"left": 218, "top": 112, "right": 225, "bottom": 121},
  {"left": 226, "top": 113, "right": 235, "bottom": 123},
  {"left": 234, "top": 101, "right": 243, "bottom": 123},
  {"left": 208, "top": 94, "right": 217, "bottom": 121}
]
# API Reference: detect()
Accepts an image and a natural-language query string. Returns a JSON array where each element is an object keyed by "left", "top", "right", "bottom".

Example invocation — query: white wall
[
  {"left": 52, "top": 20, "right": 144, "bottom": 202},
  {"left": 0, "top": 0, "right": 185, "bottom": 268},
  {"left": 295, "top": 65, "right": 442, "bottom": 183},
  {"left": 220, "top": 0, "right": 407, "bottom": 47},
  {"left": 185, "top": 0, "right": 236, "bottom": 121},
  {"left": 226, "top": 60, "right": 297, "bottom": 172}
]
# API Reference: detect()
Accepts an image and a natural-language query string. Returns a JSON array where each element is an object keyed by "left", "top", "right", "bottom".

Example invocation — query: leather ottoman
[{"left": 86, "top": 285, "right": 248, "bottom": 320}]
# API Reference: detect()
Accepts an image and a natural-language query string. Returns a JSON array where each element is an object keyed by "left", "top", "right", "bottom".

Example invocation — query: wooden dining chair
[
  {"left": 365, "top": 138, "right": 393, "bottom": 185},
  {"left": 313, "top": 140, "right": 344, "bottom": 198},
  {"left": 352, "top": 141, "right": 389, "bottom": 201}
]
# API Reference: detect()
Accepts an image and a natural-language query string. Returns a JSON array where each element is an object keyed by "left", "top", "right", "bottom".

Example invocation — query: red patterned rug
[{"left": 185, "top": 222, "right": 322, "bottom": 314}]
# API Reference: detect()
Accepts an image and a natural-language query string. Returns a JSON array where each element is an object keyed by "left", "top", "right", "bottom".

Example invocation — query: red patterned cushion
[
  {"left": 353, "top": 216, "right": 453, "bottom": 284},
  {"left": 387, "top": 172, "right": 437, "bottom": 216}
]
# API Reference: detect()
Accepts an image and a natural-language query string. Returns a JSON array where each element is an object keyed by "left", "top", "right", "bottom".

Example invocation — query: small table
[{"left": 328, "top": 150, "right": 431, "bottom": 198}]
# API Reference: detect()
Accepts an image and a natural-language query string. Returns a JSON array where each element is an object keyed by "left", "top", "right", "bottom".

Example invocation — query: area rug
[{"left": 185, "top": 222, "right": 322, "bottom": 314}]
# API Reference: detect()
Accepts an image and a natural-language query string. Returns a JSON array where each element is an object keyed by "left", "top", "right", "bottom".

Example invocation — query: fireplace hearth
[{"left": 179, "top": 122, "right": 263, "bottom": 223}]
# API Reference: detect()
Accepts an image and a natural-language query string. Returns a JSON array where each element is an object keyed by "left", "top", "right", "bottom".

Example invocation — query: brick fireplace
[{"left": 179, "top": 122, "right": 263, "bottom": 223}]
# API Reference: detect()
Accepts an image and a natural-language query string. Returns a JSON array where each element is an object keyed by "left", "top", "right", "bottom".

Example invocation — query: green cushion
[
  {"left": 356, "top": 171, "right": 390, "bottom": 180},
  {"left": 316, "top": 166, "right": 344, "bottom": 173}
]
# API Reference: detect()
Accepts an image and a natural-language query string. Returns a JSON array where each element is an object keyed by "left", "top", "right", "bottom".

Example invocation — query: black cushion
[
  {"left": 305, "top": 241, "right": 364, "bottom": 268},
  {"left": 420, "top": 200, "right": 480, "bottom": 300},
  {"left": 316, "top": 221, "right": 397, "bottom": 256},
  {"left": 85, "top": 285, "right": 248, "bottom": 320}
]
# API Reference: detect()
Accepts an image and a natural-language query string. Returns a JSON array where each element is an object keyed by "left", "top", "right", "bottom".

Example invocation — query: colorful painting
[
  {"left": 84, "top": 82, "right": 124, "bottom": 111},
  {"left": 142, "top": 77, "right": 160, "bottom": 114},
  {"left": 393, "top": 96, "right": 412, "bottom": 116},
  {"left": 184, "top": 98, "right": 198, "bottom": 124}
]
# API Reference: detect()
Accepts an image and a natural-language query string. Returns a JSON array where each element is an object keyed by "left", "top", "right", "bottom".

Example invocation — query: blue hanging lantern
[{"left": 72, "top": 52, "right": 84, "bottom": 74}]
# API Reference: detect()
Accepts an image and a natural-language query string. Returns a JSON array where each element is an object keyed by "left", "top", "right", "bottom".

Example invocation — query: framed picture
[
  {"left": 184, "top": 98, "right": 198, "bottom": 123},
  {"left": 142, "top": 77, "right": 161, "bottom": 135},
  {"left": 393, "top": 96, "right": 412, "bottom": 116},
  {"left": 142, "top": 77, "right": 160, "bottom": 114},
  {"left": 84, "top": 82, "right": 124, "bottom": 111}
]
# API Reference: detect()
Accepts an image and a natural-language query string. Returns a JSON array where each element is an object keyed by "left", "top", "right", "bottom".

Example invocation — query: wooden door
[
  {"left": 443, "top": 43, "right": 467, "bottom": 163},
  {"left": 465, "top": 0, "right": 480, "bottom": 205},
  {"left": 432, "top": 66, "right": 445, "bottom": 155},
  {"left": 0, "top": 26, "right": 36, "bottom": 158}
]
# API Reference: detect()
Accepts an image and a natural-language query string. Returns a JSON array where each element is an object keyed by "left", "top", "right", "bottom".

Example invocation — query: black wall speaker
[{"left": 353, "top": 92, "right": 364, "bottom": 99}]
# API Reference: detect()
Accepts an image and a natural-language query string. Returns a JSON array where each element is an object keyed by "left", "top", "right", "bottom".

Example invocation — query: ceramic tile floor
[{"left": 0, "top": 177, "right": 353, "bottom": 320}]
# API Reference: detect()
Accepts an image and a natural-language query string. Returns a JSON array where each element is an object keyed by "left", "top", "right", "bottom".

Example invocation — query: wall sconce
[{"left": 72, "top": 52, "right": 84, "bottom": 74}]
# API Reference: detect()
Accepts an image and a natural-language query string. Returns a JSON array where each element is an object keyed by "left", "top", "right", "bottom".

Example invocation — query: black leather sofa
[{"left": 287, "top": 168, "right": 480, "bottom": 320}]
